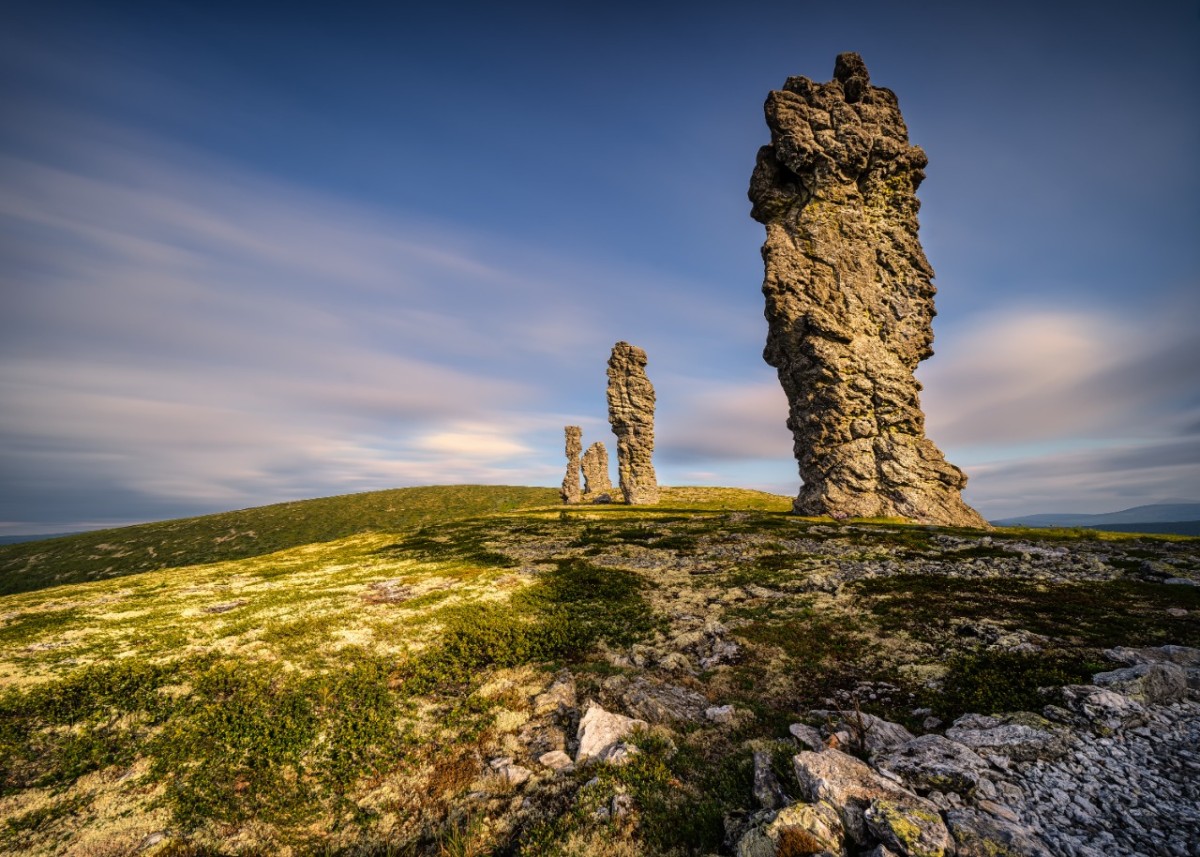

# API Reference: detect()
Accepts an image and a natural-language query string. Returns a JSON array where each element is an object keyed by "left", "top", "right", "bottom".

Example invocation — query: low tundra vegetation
[{"left": 0, "top": 485, "right": 1196, "bottom": 855}]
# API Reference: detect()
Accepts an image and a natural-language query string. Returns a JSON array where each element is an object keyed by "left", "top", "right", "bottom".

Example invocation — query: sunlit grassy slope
[
  {"left": 0, "top": 485, "right": 561, "bottom": 596},
  {"left": 0, "top": 485, "right": 1195, "bottom": 856}
]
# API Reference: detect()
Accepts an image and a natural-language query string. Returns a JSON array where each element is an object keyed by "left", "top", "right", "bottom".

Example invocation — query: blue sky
[{"left": 1, "top": 0, "right": 1197, "bottom": 533}]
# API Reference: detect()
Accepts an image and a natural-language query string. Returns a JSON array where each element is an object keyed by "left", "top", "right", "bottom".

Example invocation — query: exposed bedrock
[
  {"left": 581, "top": 441, "right": 612, "bottom": 498},
  {"left": 560, "top": 425, "right": 582, "bottom": 505},
  {"left": 748, "top": 52, "right": 988, "bottom": 528},
  {"left": 606, "top": 342, "right": 659, "bottom": 505}
]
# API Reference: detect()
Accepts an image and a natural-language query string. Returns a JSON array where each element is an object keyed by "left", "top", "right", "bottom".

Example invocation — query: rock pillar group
[
  {"left": 748, "top": 53, "right": 987, "bottom": 527},
  {"left": 558, "top": 341, "right": 659, "bottom": 506},
  {"left": 560, "top": 430, "right": 615, "bottom": 504}
]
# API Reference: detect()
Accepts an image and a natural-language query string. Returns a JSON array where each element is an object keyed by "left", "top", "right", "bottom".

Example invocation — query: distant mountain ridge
[
  {"left": 0, "top": 533, "right": 81, "bottom": 546},
  {"left": 994, "top": 503, "right": 1200, "bottom": 529}
]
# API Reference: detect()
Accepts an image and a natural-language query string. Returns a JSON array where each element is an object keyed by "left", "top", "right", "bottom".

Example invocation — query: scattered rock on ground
[
  {"left": 944, "top": 808, "right": 1052, "bottom": 857},
  {"left": 605, "top": 675, "right": 708, "bottom": 724},
  {"left": 807, "top": 709, "right": 915, "bottom": 755},
  {"left": 876, "top": 734, "right": 991, "bottom": 797},
  {"left": 944, "top": 713, "right": 1070, "bottom": 762},
  {"left": 537, "top": 750, "right": 573, "bottom": 772},
  {"left": 706, "top": 704, "right": 736, "bottom": 724},
  {"left": 1091, "top": 661, "right": 1188, "bottom": 704},
  {"left": 789, "top": 723, "right": 825, "bottom": 752},
  {"left": 752, "top": 750, "right": 791, "bottom": 810},
  {"left": 734, "top": 801, "right": 844, "bottom": 857},
  {"left": 792, "top": 748, "right": 949, "bottom": 848},
  {"left": 575, "top": 703, "right": 646, "bottom": 764}
]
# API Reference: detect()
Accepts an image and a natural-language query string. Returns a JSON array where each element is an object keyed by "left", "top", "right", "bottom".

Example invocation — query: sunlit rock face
[
  {"left": 560, "top": 425, "right": 582, "bottom": 505},
  {"left": 581, "top": 441, "right": 612, "bottom": 498},
  {"left": 606, "top": 342, "right": 659, "bottom": 505},
  {"left": 748, "top": 52, "right": 988, "bottom": 527}
]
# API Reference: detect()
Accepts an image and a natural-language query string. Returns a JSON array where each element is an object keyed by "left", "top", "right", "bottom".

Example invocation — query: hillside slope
[
  {"left": 993, "top": 502, "right": 1200, "bottom": 528},
  {"left": 0, "top": 486, "right": 1196, "bottom": 856},
  {"left": 0, "top": 485, "right": 559, "bottom": 596},
  {"left": 1085, "top": 520, "right": 1200, "bottom": 536}
]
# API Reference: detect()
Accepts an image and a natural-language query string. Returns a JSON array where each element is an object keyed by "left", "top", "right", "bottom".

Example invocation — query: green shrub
[
  {"left": 930, "top": 650, "right": 1096, "bottom": 718},
  {"left": 401, "top": 559, "right": 653, "bottom": 694}
]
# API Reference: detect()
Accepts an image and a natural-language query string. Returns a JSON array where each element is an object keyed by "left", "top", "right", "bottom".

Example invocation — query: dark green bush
[{"left": 930, "top": 650, "right": 1096, "bottom": 718}]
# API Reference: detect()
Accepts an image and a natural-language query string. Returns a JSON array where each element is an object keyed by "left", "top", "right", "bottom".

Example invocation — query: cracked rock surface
[
  {"left": 606, "top": 341, "right": 659, "bottom": 505},
  {"left": 751, "top": 648, "right": 1200, "bottom": 856},
  {"left": 581, "top": 441, "right": 612, "bottom": 500},
  {"left": 749, "top": 53, "right": 987, "bottom": 527},
  {"left": 560, "top": 425, "right": 582, "bottom": 504}
]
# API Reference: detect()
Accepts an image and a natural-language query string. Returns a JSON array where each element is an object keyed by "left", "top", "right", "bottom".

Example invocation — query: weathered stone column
[
  {"left": 748, "top": 53, "right": 988, "bottom": 527},
  {"left": 560, "top": 425, "right": 582, "bottom": 504},
  {"left": 581, "top": 441, "right": 612, "bottom": 498},
  {"left": 606, "top": 342, "right": 659, "bottom": 505}
]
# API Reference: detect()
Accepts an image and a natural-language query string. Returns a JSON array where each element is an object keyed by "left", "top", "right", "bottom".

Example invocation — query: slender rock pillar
[
  {"left": 581, "top": 441, "right": 612, "bottom": 498},
  {"left": 747, "top": 53, "right": 988, "bottom": 527},
  {"left": 560, "top": 425, "right": 582, "bottom": 504},
  {"left": 606, "top": 342, "right": 659, "bottom": 505}
]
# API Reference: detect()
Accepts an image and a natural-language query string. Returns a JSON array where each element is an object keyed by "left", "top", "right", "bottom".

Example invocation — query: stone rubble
[
  {"left": 808, "top": 708, "right": 916, "bottom": 755},
  {"left": 706, "top": 704, "right": 737, "bottom": 724},
  {"left": 600, "top": 675, "right": 710, "bottom": 725},
  {"left": 606, "top": 341, "right": 660, "bottom": 505},
  {"left": 537, "top": 750, "right": 573, "bottom": 772},
  {"left": 575, "top": 703, "right": 646, "bottom": 765},
  {"left": 454, "top": 627, "right": 1198, "bottom": 856},
  {"left": 748, "top": 53, "right": 988, "bottom": 527},
  {"left": 731, "top": 644, "right": 1200, "bottom": 857},
  {"left": 752, "top": 750, "right": 791, "bottom": 811},
  {"left": 735, "top": 801, "right": 845, "bottom": 856},
  {"left": 792, "top": 747, "right": 952, "bottom": 852}
]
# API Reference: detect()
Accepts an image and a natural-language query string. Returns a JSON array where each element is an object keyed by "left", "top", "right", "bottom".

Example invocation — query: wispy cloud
[
  {"left": 2, "top": 96, "right": 793, "bottom": 533},
  {"left": 657, "top": 377, "right": 791, "bottom": 463},
  {"left": 920, "top": 304, "right": 1200, "bottom": 448},
  {"left": 916, "top": 300, "right": 1200, "bottom": 446},
  {"left": 414, "top": 424, "right": 534, "bottom": 459},
  {"left": 920, "top": 303, "right": 1200, "bottom": 516},
  {"left": 0, "top": 116, "right": 625, "bottom": 531}
]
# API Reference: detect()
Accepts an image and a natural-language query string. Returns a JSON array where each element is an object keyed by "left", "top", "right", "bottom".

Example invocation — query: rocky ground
[
  {"left": 731, "top": 646, "right": 1200, "bottom": 857},
  {"left": 1, "top": 489, "right": 1197, "bottom": 855},
  {"left": 406, "top": 503, "right": 1200, "bottom": 856},
  {"left": 468, "top": 646, "right": 1200, "bottom": 857}
]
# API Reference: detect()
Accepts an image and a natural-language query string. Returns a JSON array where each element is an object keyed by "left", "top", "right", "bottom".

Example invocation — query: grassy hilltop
[
  {"left": 0, "top": 486, "right": 560, "bottom": 597},
  {"left": 0, "top": 485, "right": 1197, "bottom": 856}
]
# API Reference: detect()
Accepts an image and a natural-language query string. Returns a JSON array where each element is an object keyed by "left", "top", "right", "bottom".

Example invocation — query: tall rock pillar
[
  {"left": 606, "top": 342, "right": 659, "bottom": 505},
  {"left": 560, "top": 425, "right": 582, "bottom": 504},
  {"left": 748, "top": 52, "right": 988, "bottom": 527}
]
